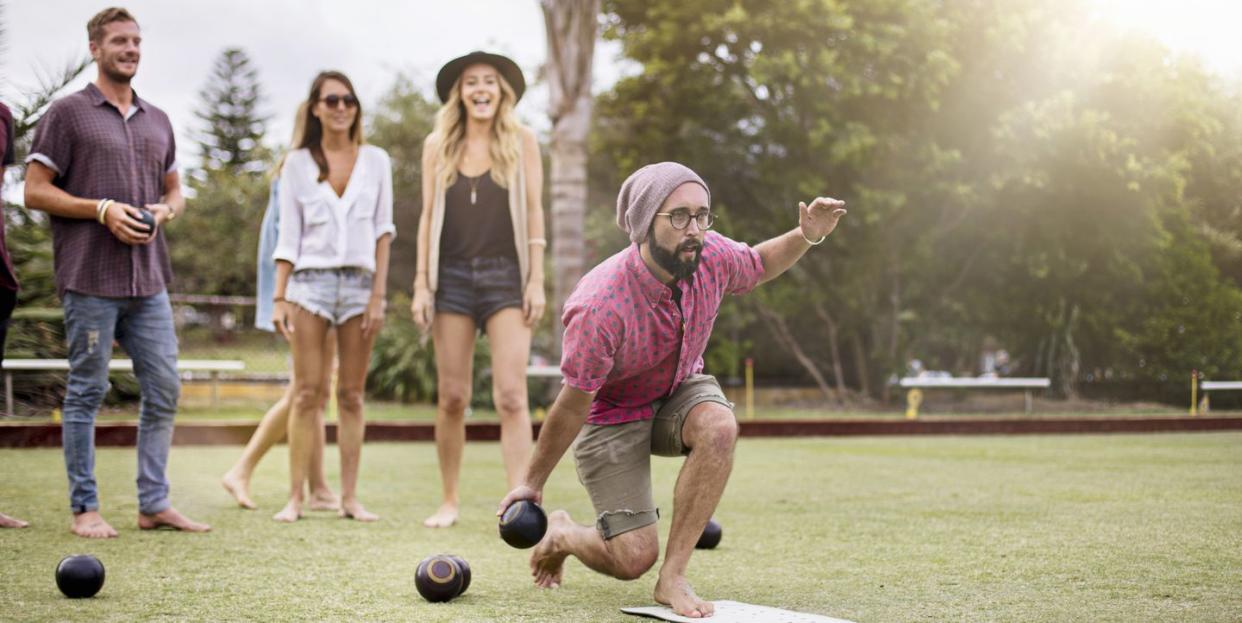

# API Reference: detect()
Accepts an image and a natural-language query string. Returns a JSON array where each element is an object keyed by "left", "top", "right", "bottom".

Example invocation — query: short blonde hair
[{"left": 87, "top": 7, "right": 138, "bottom": 43}]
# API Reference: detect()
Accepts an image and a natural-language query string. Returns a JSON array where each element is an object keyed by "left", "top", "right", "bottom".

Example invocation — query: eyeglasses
[
  {"left": 320, "top": 94, "right": 359, "bottom": 109},
  {"left": 655, "top": 209, "right": 715, "bottom": 231}
]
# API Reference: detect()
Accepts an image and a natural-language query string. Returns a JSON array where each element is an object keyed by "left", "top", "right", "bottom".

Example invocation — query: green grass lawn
[{"left": 1, "top": 433, "right": 1240, "bottom": 621}]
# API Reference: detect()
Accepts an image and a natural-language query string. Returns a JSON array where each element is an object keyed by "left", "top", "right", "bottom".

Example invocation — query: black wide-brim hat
[{"left": 436, "top": 51, "right": 526, "bottom": 104}]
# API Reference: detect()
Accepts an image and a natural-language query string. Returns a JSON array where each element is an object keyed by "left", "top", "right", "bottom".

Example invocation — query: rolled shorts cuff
[{"left": 597, "top": 507, "right": 660, "bottom": 540}]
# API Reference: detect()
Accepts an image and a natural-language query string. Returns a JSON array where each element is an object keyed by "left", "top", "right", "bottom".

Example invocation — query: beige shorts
[{"left": 571, "top": 374, "right": 733, "bottom": 539}]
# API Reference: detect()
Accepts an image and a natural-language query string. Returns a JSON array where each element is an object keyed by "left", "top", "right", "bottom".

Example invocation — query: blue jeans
[{"left": 62, "top": 290, "right": 180, "bottom": 515}]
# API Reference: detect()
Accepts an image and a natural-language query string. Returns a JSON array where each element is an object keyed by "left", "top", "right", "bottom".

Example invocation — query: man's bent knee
[
  {"left": 606, "top": 528, "right": 659, "bottom": 580},
  {"left": 686, "top": 404, "right": 738, "bottom": 454}
]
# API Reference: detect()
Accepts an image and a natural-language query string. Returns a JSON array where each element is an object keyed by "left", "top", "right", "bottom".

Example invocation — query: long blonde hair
[
  {"left": 270, "top": 101, "right": 309, "bottom": 180},
  {"left": 430, "top": 70, "right": 522, "bottom": 190}
]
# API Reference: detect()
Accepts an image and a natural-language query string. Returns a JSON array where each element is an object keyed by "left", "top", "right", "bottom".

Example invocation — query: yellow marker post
[
  {"left": 1190, "top": 370, "right": 1198, "bottom": 417},
  {"left": 744, "top": 358, "right": 754, "bottom": 420},
  {"left": 905, "top": 388, "right": 923, "bottom": 420},
  {"left": 52, "top": 408, "right": 62, "bottom": 424}
]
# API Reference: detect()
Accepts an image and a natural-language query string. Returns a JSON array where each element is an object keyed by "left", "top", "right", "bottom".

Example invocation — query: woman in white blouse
[{"left": 271, "top": 71, "right": 395, "bottom": 523}]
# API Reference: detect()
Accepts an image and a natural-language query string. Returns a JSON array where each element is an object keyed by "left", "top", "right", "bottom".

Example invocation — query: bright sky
[
  {"left": 2, "top": 0, "right": 1239, "bottom": 196},
  {"left": 1093, "top": 0, "right": 1242, "bottom": 78}
]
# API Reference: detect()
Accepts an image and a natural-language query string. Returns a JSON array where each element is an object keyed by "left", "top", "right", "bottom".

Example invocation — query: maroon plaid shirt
[{"left": 28, "top": 83, "right": 177, "bottom": 298}]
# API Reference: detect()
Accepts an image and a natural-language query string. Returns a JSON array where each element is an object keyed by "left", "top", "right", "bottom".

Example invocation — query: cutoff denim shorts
[
  {"left": 287, "top": 267, "right": 373, "bottom": 326},
  {"left": 435, "top": 256, "right": 523, "bottom": 328}
]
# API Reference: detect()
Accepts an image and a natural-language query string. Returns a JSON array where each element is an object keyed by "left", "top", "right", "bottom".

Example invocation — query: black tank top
[{"left": 440, "top": 170, "right": 518, "bottom": 261}]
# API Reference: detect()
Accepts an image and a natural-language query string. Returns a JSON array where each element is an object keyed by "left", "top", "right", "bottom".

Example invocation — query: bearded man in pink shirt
[{"left": 499, "top": 162, "right": 847, "bottom": 618}]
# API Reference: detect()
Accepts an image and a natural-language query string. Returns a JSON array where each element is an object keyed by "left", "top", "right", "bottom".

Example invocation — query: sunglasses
[{"left": 320, "top": 94, "right": 359, "bottom": 109}]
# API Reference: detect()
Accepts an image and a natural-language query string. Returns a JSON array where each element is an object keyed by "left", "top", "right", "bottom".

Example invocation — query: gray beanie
[{"left": 616, "top": 162, "right": 711, "bottom": 244}]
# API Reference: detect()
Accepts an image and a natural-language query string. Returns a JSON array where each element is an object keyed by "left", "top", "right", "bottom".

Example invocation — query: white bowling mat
[{"left": 621, "top": 600, "right": 855, "bottom": 623}]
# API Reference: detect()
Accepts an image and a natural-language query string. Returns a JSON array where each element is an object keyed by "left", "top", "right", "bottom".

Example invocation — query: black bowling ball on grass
[
  {"left": 696, "top": 518, "right": 723, "bottom": 550},
  {"left": 498, "top": 500, "right": 547, "bottom": 549},
  {"left": 448, "top": 555, "right": 471, "bottom": 594},
  {"left": 56, "top": 555, "right": 105, "bottom": 598},
  {"left": 415, "top": 555, "right": 465, "bottom": 603}
]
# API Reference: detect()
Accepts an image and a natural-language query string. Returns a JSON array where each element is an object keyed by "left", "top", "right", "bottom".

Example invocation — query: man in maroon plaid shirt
[{"left": 25, "top": 7, "right": 209, "bottom": 538}]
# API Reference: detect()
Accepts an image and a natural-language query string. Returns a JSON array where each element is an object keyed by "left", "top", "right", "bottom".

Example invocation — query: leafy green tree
[
  {"left": 597, "top": 0, "right": 1242, "bottom": 403},
  {"left": 167, "top": 47, "right": 270, "bottom": 297},
  {"left": 193, "top": 48, "right": 270, "bottom": 175}
]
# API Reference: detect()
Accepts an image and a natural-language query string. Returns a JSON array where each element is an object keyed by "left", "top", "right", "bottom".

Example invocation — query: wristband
[
  {"left": 528, "top": 238, "right": 548, "bottom": 247},
  {"left": 800, "top": 229, "right": 826, "bottom": 246}
]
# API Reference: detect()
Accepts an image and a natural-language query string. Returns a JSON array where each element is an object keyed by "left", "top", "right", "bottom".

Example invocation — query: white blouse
[{"left": 273, "top": 145, "right": 396, "bottom": 272}]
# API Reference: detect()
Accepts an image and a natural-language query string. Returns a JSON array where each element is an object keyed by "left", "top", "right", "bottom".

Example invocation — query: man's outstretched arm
[{"left": 755, "top": 196, "right": 847, "bottom": 285}]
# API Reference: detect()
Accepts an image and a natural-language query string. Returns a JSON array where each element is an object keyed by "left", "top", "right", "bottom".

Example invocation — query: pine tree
[{"left": 193, "top": 48, "right": 269, "bottom": 175}]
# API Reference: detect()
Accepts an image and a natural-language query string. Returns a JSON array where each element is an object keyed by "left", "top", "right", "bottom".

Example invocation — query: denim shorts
[
  {"left": 287, "top": 267, "right": 373, "bottom": 326},
  {"left": 435, "top": 256, "right": 523, "bottom": 327}
]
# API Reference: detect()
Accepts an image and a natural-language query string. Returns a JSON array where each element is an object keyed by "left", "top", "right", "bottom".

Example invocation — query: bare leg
[
  {"left": 274, "top": 307, "right": 330, "bottom": 523},
  {"left": 652, "top": 402, "right": 738, "bottom": 618},
  {"left": 530, "top": 511, "right": 659, "bottom": 588},
  {"left": 424, "top": 313, "right": 476, "bottom": 528},
  {"left": 0, "top": 511, "right": 29, "bottom": 529},
  {"left": 222, "top": 381, "right": 293, "bottom": 509},
  {"left": 334, "top": 316, "right": 377, "bottom": 522},
  {"left": 70, "top": 511, "right": 116, "bottom": 538},
  {"left": 308, "top": 333, "right": 339, "bottom": 511},
  {"left": 485, "top": 308, "right": 534, "bottom": 489},
  {"left": 223, "top": 335, "right": 338, "bottom": 510}
]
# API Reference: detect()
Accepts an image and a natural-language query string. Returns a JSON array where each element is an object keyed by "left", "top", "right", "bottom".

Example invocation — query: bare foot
[
  {"left": 654, "top": 573, "right": 714, "bottom": 618},
  {"left": 221, "top": 470, "right": 256, "bottom": 510},
  {"left": 529, "top": 509, "right": 572, "bottom": 589},
  {"left": 0, "top": 511, "right": 29, "bottom": 529},
  {"left": 339, "top": 500, "right": 379, "bottom": 522},
  {"left": 71, "top": 511, "right": 118, "bottom": 539},
  {"left": 138, "top": 507, "right": 211, "bottom": 533},
  {"left": 273, "top": 500, "right": 302, "bottom": 523},
  {"left": 422, "top": 502, "right": 458, "bottom": 528},
  {"left": 308, "top": 488, "right": 340, "bottom": 512}
]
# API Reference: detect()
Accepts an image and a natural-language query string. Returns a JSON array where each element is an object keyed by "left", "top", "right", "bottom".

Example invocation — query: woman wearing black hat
[{"left": 412, "top": 51, "right": 546, "bottom": 528}]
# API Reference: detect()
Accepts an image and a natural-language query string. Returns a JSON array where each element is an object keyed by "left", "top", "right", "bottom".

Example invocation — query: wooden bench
[
  {"left": 898, "top": 376, "right": 1052, "bottom": 417},
  {"left": 2, "top": 358, "right": 246, "bottom": 415}
]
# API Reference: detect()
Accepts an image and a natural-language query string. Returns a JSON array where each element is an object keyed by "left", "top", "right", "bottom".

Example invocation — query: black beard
[{"left": 650, "top": 239, "right": 702, "bottom": 281}]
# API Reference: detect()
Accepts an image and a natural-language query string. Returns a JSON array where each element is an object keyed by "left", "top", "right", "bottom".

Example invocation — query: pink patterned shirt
[{"left": 561, "top": 231, "right": 765, "bottom": 425}]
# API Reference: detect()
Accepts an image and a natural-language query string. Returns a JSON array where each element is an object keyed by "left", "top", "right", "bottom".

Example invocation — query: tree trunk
[
  {"left": 851, "top": 333, "right": 872, "bottom": 398},
  {"left": 813, "top": 302, "right": 848, "bottom": 405},
  {"left": 756, "top": 302, "right": 836, "bottom": 404},
  {"left": 542, "top": 0, "right": 600, "bottom": 356},
  {"left": 882, "top": 253, "right": 901, "bottom": 404}
]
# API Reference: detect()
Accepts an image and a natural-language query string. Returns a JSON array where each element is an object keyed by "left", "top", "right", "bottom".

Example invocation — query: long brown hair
[{"left": 296, "top": 71, "right": 364, "bottom": 182}]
